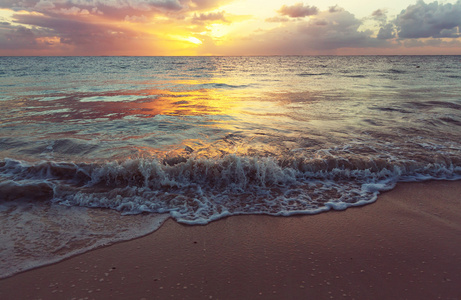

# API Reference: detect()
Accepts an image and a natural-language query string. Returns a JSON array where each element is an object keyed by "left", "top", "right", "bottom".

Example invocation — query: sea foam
[{"left": 2, "top": 154, "right": 460, "bottom": 225}]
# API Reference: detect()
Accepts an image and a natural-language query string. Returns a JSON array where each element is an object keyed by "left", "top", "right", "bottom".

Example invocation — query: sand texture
[{"left": 0, "top": 180, "right": 460, "bottom": 299}]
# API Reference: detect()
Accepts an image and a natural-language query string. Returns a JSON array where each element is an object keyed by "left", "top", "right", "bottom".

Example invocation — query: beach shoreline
[{"left": 1, "top": 180, "right": 460, "bottom": 299}]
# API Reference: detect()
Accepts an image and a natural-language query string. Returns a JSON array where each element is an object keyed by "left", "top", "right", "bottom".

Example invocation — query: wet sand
[{"left": 0, "top": 180, "right": 460, "bottom": 299}]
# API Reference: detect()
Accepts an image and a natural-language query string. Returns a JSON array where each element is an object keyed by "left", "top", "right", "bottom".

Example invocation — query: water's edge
[{"left": 2, "top": 178, "right": 461, "bottom": 279}]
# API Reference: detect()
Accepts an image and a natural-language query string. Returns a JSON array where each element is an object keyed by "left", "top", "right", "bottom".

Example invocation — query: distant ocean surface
[{"left": 1, "top": 56, "right": 461, "bottom": 278}]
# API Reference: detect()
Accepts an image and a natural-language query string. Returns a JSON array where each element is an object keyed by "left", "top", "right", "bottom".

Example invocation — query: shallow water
[{"left": 1, "top": 56, "right": 461, "bottom": 277}]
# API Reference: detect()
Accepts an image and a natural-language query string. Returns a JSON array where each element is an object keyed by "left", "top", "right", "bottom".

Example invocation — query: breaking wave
[{"left": 2, "top": 153, "right": 460, "bottom": 225}]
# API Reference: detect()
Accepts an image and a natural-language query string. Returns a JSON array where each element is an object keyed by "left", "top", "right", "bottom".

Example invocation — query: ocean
[{"left": 1, "top": 56, "right": 460, "bottom": 278}]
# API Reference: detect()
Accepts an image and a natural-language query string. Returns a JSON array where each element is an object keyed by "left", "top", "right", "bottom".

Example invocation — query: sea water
[{"left": 1, "top": 56, "right": 460, "bottom": 278}]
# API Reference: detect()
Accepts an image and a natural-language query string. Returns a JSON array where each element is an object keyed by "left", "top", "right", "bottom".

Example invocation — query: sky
[{"left": 0, "top": 0, "right": 460, "bottom": 55}]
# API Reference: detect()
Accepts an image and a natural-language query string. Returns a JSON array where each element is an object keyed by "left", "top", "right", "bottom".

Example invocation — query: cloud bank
[
  {"left": 249, "top": 0, "right": 461, "bottom": 55},
  {"left": 0, "top": 0, "right": 460, "bottom": 55},
  {"left": 395, "top": 0, "right": 461, "bottom": 39},
  {"left": 209, "top": 8, "right": 386, "bottom": 55}
]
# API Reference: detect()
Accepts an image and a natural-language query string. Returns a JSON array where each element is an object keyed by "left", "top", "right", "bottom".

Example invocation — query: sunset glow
[{"left": 1, "top": 1, "right": 461, "bottom": 55}]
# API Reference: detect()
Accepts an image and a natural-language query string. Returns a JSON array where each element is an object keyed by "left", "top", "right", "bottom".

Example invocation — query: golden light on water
[{"left": 134, "top": 87, "right": 243, "bottom": 119}]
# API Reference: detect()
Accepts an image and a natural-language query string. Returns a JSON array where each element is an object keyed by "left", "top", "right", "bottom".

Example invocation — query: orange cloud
[
  {"left": 0, "top": 1, "right": 460, "bottom": 55},
  {"left": 277, "top": 3, "right": 318, "bottom": 18}
]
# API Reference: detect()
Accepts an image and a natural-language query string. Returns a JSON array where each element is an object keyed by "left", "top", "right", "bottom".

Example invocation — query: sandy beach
[{"left": 1, "top": 180, "right": 460, "bottom": 299}]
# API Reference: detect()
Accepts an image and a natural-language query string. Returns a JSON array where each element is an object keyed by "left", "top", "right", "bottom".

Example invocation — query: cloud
[
  {"left": 124, "top": 14, "right": 149, "bottom": 23},
  {"left": 208, "top": 9, "right": 387, "bottom": 55},
  {"left": 34, "top": 0, "right": 55, "bottom": 10},
  {"left": 277, "top": 3, "right": 318, "bottom": 18},
  {"left": 2, "top": 0, "right": 461, "bottom": 55},
  {"left": 395, "top": 0, "right": 461, "bottom": 39},
  {"left": 14, "top": 13, "right": 126, "bottom": 42},
  {"left": 5, "top": 12, "right": 144, "bottom": 55},
  {"left": 377, "top": 23, "right": 396, "bottom": 40},
  {"left": 402, "top": 37, "right": 461, "bottom": 47},
  {"left": 0, "top": 25, "right": 39, "bottom": 50},
  {"left": 296, "top": 10, "right": 381, "bottom": 50},
  {"left": 328, "top": 5, "right": 344, "bottom": 13},
  {"left": 0, "top": 0, "right": 236, "bottom": 55},
  {"left": 59, "top": 6, "right": 90, "bottom": 15},
  {"left": 192, "top": 11, "right": 228, "bottom": 23},
  {"left": 314, "top": 19, "right": 328, "bottom": 26},
  {"left": 188, "top": 0, "right": 234, "bottom": 10},
  {"left": 1, "top": 0, "right": 185, "bottom": 18},
  {"left": 265, "top": 16, "right": 290, "bottom": 23},
  {"left": 68, "top": 0, "right": 184, "bottom": 11},
  {"left": 0, "top": 0, "right": 236, "bottom": 22},
  {"left": 371, "top": 8, "right": 387, "bottom": 23}
]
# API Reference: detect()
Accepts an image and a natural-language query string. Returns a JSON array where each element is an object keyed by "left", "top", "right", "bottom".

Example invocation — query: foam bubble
[
  {"left": 0, "top": 201, "right": 168, "bottom": 279},
  {"left": 2, "top": 154, "right": 460, "bottom": 225}
]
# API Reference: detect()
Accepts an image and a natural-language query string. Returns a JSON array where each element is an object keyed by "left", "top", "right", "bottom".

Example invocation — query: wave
[
  {"left": 297, "top": 72, "right": 332, "bottom": 77},
  {"left": 345, "top": 74, "right": 367, "bottom": 78},
  {"left": 387, "top": 68, "right": 407, "bottom": 74},
  {"left": 0, "top": 198, "right": 168, "bottom": 279},
  {"left": 2, "top": 153, "right": 460, "bottom": 225}
]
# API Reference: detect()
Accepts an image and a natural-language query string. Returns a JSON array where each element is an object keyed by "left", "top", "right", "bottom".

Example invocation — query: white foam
[
  {"left": 0, "top": 201, "right": 168, "bottom": 279},
  {"left": 1, "top": 153, "right": 461, "bottom": 278},
  {"left": 2, "top": 155, "right": 461, "bottom": 226}
]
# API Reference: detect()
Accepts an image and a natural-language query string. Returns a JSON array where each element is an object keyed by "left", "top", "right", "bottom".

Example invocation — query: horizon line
[{"left": 1, "top": 54, "right": 461, "bottom": 57}]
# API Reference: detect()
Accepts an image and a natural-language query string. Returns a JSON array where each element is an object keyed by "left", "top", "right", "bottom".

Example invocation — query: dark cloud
[
  {"left": 0, "top": 0, "right": 195, "bottom": 23},
  {"left": 377, "top": 23, "right": 396, "bottom": 40},
  {"left": 13, "top": 14, "right": 101, "bottom": 43},
  {"left": 0, "top": 0, "right": 185, "bottom": 26},
  {"left": 0, "top": 0, "right": 236, "bottom": 55},
  {"left": 277, "top": 3, "right": 318, "bottom": 18},
  {"left": 402, "top": 37, "right": 461, "bottom": 47},
  {"left": 0, "top": 0, "right": 236, "bottom": 22},
  {"left": 34, "top": 0, "right": 56, "bottom": 10},
  {"left": 296, "top": 10, "right": 380, "bottom": 50},
  {"left": 371, "top": 8, "right": 388, "bottom": 23},
  {"left": 8, "top": 13, "right": 142, "bottom": 54},
  {"left": 2, "top": 0, "right": 184, "bottom": 12},
  {"left": 370, "top": 8, "right": 395, "bottom": 40},
  {"left": 372, "top": 9, "right": 386, "bottom": 18},
  {"left": 0, "top": 26, "right": 39, "bottom": 50},
  {"left": 395, "top": 0, "right": 461, "bottom": 39},
  {"left": 314, "top": 19, "right": 328, "bottom": 26},
  {"left": 328, "top": 5, "right": 344, "bottom": 13}
]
